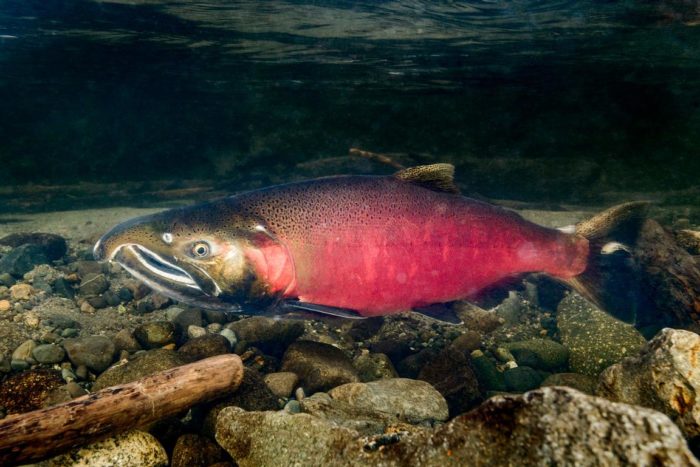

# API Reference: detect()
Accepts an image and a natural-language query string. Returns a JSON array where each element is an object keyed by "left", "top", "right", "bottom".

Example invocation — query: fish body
[{"left": 94, "top": 164, "right": 644, "bottom": 322}]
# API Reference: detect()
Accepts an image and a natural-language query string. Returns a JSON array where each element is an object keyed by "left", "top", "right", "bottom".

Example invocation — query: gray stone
[
  {"left": 227, "top": 316, "right": 304, "bottom": 356},
  {"left": 62, "top": 336, "right": 116, "bottom": 373},
  {"left": 178, "top": 334, "right": 231, "bottom": 361},
  {"left": 504, "top": 366, "right": 544, "bottom": 392},
  {"left": 557, "top": 293, "right": 646, "bottom": 376},
  {"left": 264, "top": 371, "right": 299, "bottom": 398},
  {"left": 328, "top": 378, "right": 449, "bottom": 424},
  {"left": 0, "top": 244, "right": 49, "bottom": 278},
  {"left": 113, "top": 329, "right": 142, "bottom": 353},
  {"left": 134, "top": 321, "right": 176, "bottom": 349},
  {"left": 187, "top": 325, "right": 207, "bottom": 339},
  {"left": 78, "top": 272, "right": 109, "bottom": 296},
  {"left": 470, "top": 350, "right": 506, "bottom": 391},
  {"left": 449, "top": 331, "right": 482, "bottom": 354},
  {"left": 38, "top": 430, "right": 167, "bottom": 467},
  {"left": 32, "top": 343, "right": 66, "bottom": 364},
  {"left": 505, "top": 339, "right": 569, "bottom": 371},
  {"left": 281, "top": 340, "right": 359, "bottom": 393},
  {"left": 12, "top": 339, "right": 37, "bottom": 363},
  {"left": 170, "top": 307, "right": 203, "bottom": 334},
  {"left": 215, "top": 387, "right": 700, "bottom": 467},
  {"left": 300, "top": 392, "right": 398, "bottom": 434},
  {"left": 93, "top": 349, "right": 187, "bottom": 391},
  {"left": 598, "top": 328, "right": 700, "bottom": 439},
  {"left": 353, "top": 352, "right": 398, "bottom": 382},
  {"left": 541, "top": 372, "right": 597, "bottom": 395}
]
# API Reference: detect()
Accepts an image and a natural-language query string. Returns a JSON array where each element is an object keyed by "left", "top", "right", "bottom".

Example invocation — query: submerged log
[{"left": 0, "top": 354, "right": 244, "bottom": 465}]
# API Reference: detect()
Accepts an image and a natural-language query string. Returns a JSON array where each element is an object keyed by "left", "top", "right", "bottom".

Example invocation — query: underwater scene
[{"left": 1, "top": 1, "right": 700, "bottom": 465}]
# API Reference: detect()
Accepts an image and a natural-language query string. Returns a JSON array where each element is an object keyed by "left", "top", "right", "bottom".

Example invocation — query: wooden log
[{"left": 0, "top": 354, "right": 244, "bottom": 465}]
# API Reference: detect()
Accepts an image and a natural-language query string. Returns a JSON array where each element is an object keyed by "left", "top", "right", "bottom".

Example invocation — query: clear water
[{"left": 1, "top": 0, "right": 700, "bottom": 206}]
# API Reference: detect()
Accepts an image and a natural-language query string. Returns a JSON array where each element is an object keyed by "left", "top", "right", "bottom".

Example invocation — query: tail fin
[{"left": 563, "top": 202, "right": 651, "bottom": 324}]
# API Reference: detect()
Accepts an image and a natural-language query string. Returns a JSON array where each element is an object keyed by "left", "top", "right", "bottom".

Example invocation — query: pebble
[
  {"left": 61, "top": 368, "right": 77, "bottom": 383},
  {"left": 134, "top": 321, "right": 176, "bottom": 349},
  {"left": 0, "top": 300, "right": 10, "bottom": 312},
  {"left": 281, "top": 340, "right": 360, "bottom": 393},
  {"left": 12, "top": 339, "right": 37, "bottom": 362},
  {"left": 504, "top": 366, "right": 545, "bottom": 392},
  {"left": 505, "top": 339, "right": 569, "bottom": 371},
  {"left": 449, "top": 331, "right": 483, "bottom": 354},
  {"left": 264, "top": 372, "right": 299, "bottom": 398},
  {"left": 353, "top": 352, "right": 398, "bottom": 382},
  {"left": 0, "top": 357, "right": 10, "bottom": 373},
  {"left": 113, "top": 329, "right": 142, "bottom": 353},
  {"left": 80, "top": 301, "right": 96, "bottom": 314},
  {"left": 284, "top": 399, "right": 301, "bottom": 414},
  {"left": 10, "top": 283, "right": 33, "bottom": 301},
  {"left": 11, "top": 359, "right": 30, "bottom": 371},
  {"left": 41, "top": 430, "right": 167, "bottom": 467},
  {"left": 0, "top": 272, "right": 16, "bottom": 287},
  {"left": 32, "top": 343, "right": 66, "bottom": 364},
  {"left": 170, "top": 307, "right": 203, "bottom": 333},
  {"left": 207, "top": 323, "right": 223, "bottom": 333},
  {"left": 328, "top": 378, "right": 450, "bottom": 423},
  {"left": 187, "top": 325, "right": 207, "bottom": 339},
  {"left": 23, "top": 311, "right": 40, "bottom": 328},
  {"left": 178, "top": 334, "right": 231, "bottom": 361},
  {"left": 61, "top": 328, "right": 79, "bottom": 338},
  {"left": 79, "top": 273, "right": 109, "bottom": 296},
  {"left": 52, "top": 277, "right": 75, "bottom": 298},
  {"left": 219, "top": 328, "right": 238, "bottom": 347},
  {"left": 471, "top": 350, "right": 507, "bottom": 391},
  {"left": 63, "top": 335, "right": 116, "bottom": 373}
]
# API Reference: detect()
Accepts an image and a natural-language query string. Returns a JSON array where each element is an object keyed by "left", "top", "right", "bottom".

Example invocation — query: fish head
[{"left": 93, "top": 202, "right": 293, "bottom": 312}]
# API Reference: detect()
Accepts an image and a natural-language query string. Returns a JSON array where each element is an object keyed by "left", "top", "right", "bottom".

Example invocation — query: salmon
[{"left": 93, "top": 164, "right": 647, "bottom": 322}]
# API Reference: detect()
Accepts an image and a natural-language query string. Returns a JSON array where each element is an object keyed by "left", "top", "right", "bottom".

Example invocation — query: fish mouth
[{"left": 110, "top": 243, "right": 230, "bottom": 311}]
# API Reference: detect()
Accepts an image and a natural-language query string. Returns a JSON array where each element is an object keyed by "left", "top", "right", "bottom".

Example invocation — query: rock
[
  {"left": 38, "top": 430, "right": 167, "bottom": 467},
  {"left": 449, "top": 331, "right": 482, "bottom": 354},
  {"left": 32, "top": 343, "right": 66, "bottom": 364},
  {"left": 10, "top": 283, "right": 33, "bottom": 301},
  {"left": 220, "top": 328, "right": 237, "bottom": 347},
  {"left": 505, "top": 339, "right": 569, "bottom": 371},
  {"left": 417, "top": 349, "right": 481, "bottom": 415},
  {"left": 134, "top": 321, "right": 176, "bottom": 349},
  {"left": 63, "top": 336, "right": 116, "bottom": 373},
  {"left": 202, "top": 369, "right": 279, "bottom": 437},
  {"left": 470, "top": 350, "right": 506, "bottom": 391},
  {"left": 264, "top": 371, "right": 299, "bottom": 398},
  {"left": 541, "top": 373, "right": 597, "bottom": 395},
  {"left": 395, "top": 348, "right": 439, "bottom": 379},
  {"left": 0, "top": 369, "right": 64, "bottom": 414},
  {"left": 0, "top": 272, "right": 16, "bottom": 286},
  {"left": 300, "top": 392, "right": 398, "bottom": 435},
  {"left": 178, "top": 334, "right": 231, "bottom": 361},
  {"left": 367, "top": 317, "right": 421, "bottom": 361},
  {"left": 453, "top": 302, "right": 503, "bottom": 333},
  {"left": 171, "top": 433, "right": 228, "bottom": 467},
  {"left": 216, "top": 406, "right": 359, "bottom": 467},
  {"left": 353, "top": 352, "right": 398, "bottom": 382},
  {"left": 170, "top": 307, "right": 203, "bottom": 334},
  {"left": 494, "top": 291, "right": 525, "bottom": 325},
  {"left": 598, "top": 328, "right": 700, "bottom": 439},
  {"left": 12, "top": 339, "right": 37, "bottom": 363},
  {"left": 93, "top": 349, "right": 188, "bottom": 391},
  {"left": 0, "top": 299, "right": 10, "bottom": 312},
  {"left": 329, "top": 378, "right": 449, "bottom": 424},
  {"left": 557, "top": 293, "right": 646, "bottom": 376},
  {"left": 0, "top": 233, "right": 67, "bottom": 260},
  {"left": 227, "top": 317, "right": 304, "bottom": 356},
  {"left": 0, "top": 244, "right": 49, "bottom": 277},
  {"left": 187, "top": 325, "right": 207, "bottom": 339},
  {"left": 75, "top": 260, "right": 103, "bottom": 277},
  {"left": 281, "top": 340, "right": 359, "bottom": 393},
  {"left": 504, "top": 366, "right": 545, "bottom": 392},
  {"left": 52, "top": 277, "right": 75, "bottom": 299},
  {"left": 113, "top": 329, "right": 142, "bottom": 353},
  {"left": 78, "top": 272, "right": 109, "bottom": 296}
]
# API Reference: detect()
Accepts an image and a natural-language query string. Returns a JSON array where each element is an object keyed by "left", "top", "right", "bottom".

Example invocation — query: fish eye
[{"left": 190, "top": 241, "right": 211, "bottom": 258}]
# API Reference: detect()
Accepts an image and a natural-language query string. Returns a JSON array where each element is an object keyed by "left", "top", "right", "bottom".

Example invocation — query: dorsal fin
[{"left": 393, "top": 163, "right": 460, "bottom": 194}]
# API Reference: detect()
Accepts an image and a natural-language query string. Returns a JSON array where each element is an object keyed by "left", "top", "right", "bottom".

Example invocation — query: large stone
[
  {"left": 178, "top": 334, "right": 231, "bottom": 361},
  {"left": 78, "top": 272, "right": 109, "bottom": 296},
  {"left": 557, "top": 293, "right": 646, "bottom": 376},
  {"left": 0, "top": 244, "right": 49, "bottom": 277},
  {"left": 353, "top": 352, "right": 398, "bottom": 382},
  {"left": 0, "top": 369, "right": 64, "bottom": 414},
  {"left": 134, "top": 321, "right": 176, "bottom": 349},
  {"left": 92, "top": 349, "right": 187, "bottom": 391},
  {"left": 541, "top": 373, "right": 597, "bottom": 395},
  {"left": 0, "top": 233, "right": 67, "bottom": 261},
  {"left": 226, "top": 317, "right": 304, "bottom": 356},
  {"left": 263, "top": 371, "right": 299, "bottom": 398},
  {"left": 328, "top": 378, "right": 449, "bottom": 424},
  {"left": 505, "top": 338, "right": 569, "bottom": 371},
  {"left": 38, "top": 430, "right": 167, "bottom": 467},
  {"left": 63, "top": 336, "right": 116, "bottom": 373},
  {"left": 171, "top": 433, "right": 228, "bottom": 467},
  {"left": 417, "top": 348, "right": 481, "bottom": 415},
  {"left": 215, "top": 387, "right": 698, "bottom": 466},
  {"left": 281, "top": 340, "right": 359, "bottom": 393},
  {"left": 598, "top": 328, "right": 700, "bottom": 439},
  {"left": 300, "top": 392, "right": 399, "bottom": 435}
]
